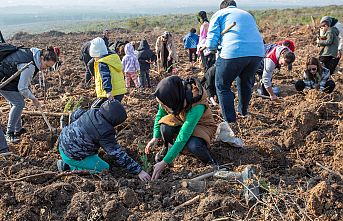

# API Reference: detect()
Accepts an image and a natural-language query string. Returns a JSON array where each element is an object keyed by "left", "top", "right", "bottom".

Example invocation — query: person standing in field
[
  {"left": 155, "top": 32, "right": 178, "bottom": 73},
  {"left": 206, "top": 0, "right": 264, "bottom": 128}
]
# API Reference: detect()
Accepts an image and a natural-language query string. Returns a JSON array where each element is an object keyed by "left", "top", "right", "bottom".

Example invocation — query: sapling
[
  {"left": 72, "top": 96, "right": 84, "bottom": 111},
  {"left": 63, "top": 97, "right": 74, "bottom": 113},
  {"left": 138, "top": 142, "right": 152, "bottom": 172}
]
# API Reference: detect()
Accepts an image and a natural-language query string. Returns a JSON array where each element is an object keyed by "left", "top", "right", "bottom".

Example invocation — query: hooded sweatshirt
[
  {"left": 1, "top": 47, "right": 41, "bottom": 100},
  {"left": 318, "top": 26, "right": 340, "bottom": 57},
  {"left": 59, "top": 100, "right": 142, "bottom": 175},
  {"left": 122, "top": 43, "right": 140, "bottom": 73},
  {"left": 137, "top": 40, "right": 157, "bottom": 71}
]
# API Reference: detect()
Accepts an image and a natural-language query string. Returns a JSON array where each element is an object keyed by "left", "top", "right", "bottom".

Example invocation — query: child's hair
[
  {"left": 41, "top": 46, "right": 58, "bottom": 62},
  {"left": 305, "top": 57, "right": 322, "bottom": 75},
  {"left": 197, "top": 11, "right": 209, "bottom": 23},
  {"left": 190, "top": 28, "right": 196, "bottom": 33},
  {"left": 282, "top": 50, "right": 296, "bottom": 64}
]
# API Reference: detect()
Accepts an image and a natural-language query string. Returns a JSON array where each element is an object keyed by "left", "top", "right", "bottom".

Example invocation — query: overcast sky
[{"left": 2, "top": 0, "right": 343, "bottom": 10}]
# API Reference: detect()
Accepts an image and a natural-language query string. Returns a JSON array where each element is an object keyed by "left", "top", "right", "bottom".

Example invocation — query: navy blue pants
[
  {"left": 160, "top": 124, "right": 217, "bottom": 165},
  {"left": 215, "top": 56, "right": 262, "bottom": 122}
]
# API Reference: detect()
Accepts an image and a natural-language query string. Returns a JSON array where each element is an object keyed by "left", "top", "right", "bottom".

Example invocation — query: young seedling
[
  {"left": 138, "top": 142, "right": 152, "bottom": 172},
  {"left": 63, "top": 97, "right": 74, "bottom": 113}
]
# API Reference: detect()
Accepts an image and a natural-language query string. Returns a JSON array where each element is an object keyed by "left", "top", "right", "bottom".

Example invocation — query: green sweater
[{"left": 153, "top": 104, "right": 205, "bottom": 164}]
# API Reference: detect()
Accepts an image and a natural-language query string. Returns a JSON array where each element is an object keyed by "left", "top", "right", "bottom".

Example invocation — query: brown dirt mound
[{"left": 0, "top": 23, "right": 342, "bottom": 220}]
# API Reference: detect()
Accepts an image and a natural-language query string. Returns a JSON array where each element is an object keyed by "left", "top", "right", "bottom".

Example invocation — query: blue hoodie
[
  {"left": 206, "top": 6, "right": 264, "bottom": 59},
  {"left": 183, "top": 32, "right": 199, "bottom": 49}
]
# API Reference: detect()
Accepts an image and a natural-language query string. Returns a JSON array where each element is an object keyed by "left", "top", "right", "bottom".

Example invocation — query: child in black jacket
[{"left": 57, "top": 100, "right": 151, "bottom": 181}]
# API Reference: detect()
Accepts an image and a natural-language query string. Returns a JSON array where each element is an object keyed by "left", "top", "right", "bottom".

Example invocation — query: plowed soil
[{"left": 0, "top": 25, "right": 342, "bottom": 221}]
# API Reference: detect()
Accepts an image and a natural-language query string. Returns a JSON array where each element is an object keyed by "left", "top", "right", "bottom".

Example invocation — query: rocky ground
[{"left": 0, "top": 24, "right": 342, "bottom": 221}]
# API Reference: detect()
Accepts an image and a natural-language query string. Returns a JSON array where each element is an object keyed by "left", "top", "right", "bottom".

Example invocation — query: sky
[{"left": 1, "top": 0, "right": 343, "bottom": 10}]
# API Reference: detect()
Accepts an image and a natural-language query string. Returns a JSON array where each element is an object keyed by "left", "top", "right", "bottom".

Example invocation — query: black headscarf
[{"left": 154, "top": 76, "right": 186, "bottom": 115}]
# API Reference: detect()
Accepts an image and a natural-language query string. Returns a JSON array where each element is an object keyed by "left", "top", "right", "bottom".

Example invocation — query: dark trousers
[
  {"left": 162, "top": 54, "right": 173, "bottom": 73},
  {"left": 201, "top": 65, "right": 217, "bottom": 98},
  {"left": 139, "top": 70, "right": 151, "bottom": 88},
  {"left": 82, "top": 55, "right": 92, "bottom": 83},
  {"left": 188, "top": 48, "right": 197, "bottom": 63},
  {"left": 256, "top": 65, "right": 269, "bottom": 96},
  {"left": 295, "top": 80, "right": 335, "bottom": 93},
  {"left": 215, "top": 56, "right": 262, "bottom": 122},
  {"left": 160, "top": 124, "right": 217, "bottom": 165},
  {"left": 91, "top": 95, "right": 124, "bottom": 109},
  {"left": 319, "top": 56, "right": 340, "bottom": 75}
]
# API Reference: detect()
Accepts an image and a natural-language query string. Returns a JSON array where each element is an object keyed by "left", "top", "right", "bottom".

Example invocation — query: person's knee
[
  {"left": 186, "top": 137, "right": 207, "bottom": 153},
  {"left": 324, "top": 80, "right": 335, "bottom": 93},
  {"left": 13, "top": 98, "right": 25, "bottom": 109},
  {"left": 295, "top": 80, "right": 305, "bottom": 91},
  {"left": 160, "top": 124, "right": 177, "bottom": 140}
]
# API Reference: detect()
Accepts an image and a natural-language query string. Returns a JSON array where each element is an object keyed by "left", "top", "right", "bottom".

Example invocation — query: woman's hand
[
  {"left": 138, "top": 170, "right": 151, "bottom": 182},
  {"left": 152, "top": 160, "right": 168, "bottom": 180},
  {"left": 145, "top": 138, "right": 159, "bottom": 154}
]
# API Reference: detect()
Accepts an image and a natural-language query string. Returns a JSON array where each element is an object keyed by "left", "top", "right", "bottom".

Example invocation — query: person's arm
[
  {"left": 155, "top": 38, "right": 161, "bottom": 55},
  {"left": 205, "top": 13, "right": 221, "bottom": 51},
  {"left": 135, "top": 58, "right": 140, "bottom": 72},
  {"left": 99, "top": 134, "right": 142, "bottom": 174},
  {"left": 163, "top": 105, "right": 205, "bottom": 165},
  {"left": 87, "top": 59, "right": 95, "bottom": 77},
  {"left": 262, "top": 58, "right": 276, "bottom": 97},
  {"left": 98, "top": 62, "right": 112, "bottom": 94},
  {"left": 320, "top": 68, "right": 331, "bottom": 91},
  {"left": 153, "top": 104, "right": 168, "bottom": 139},
  {"left": 17, "top": 64, "right": 37, "bottom": 100},
  {"left": 318, "top": 31, "right": 334, "bottom": 46}
]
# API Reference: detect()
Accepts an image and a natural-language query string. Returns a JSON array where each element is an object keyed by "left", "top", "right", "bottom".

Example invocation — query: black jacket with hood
[
  {"left": 59, "top": 100, "right": 142, "bottom": 175},
  {"left": 137, "top": 40, "right": 157, "bottom": 71}
]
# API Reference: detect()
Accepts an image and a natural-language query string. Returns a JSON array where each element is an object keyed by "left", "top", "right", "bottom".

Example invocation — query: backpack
[{"left": 0, "top": 43, "right": 21, "bottom": 62}]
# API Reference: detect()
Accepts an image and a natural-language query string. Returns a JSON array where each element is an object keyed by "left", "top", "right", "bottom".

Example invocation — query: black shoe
[
  {"left": 14, "top": 128, "right": 27, "bottom": 137},
  {"left": 56, "top": 160, "right": 70, "bottom": 172},
  {"left": 5, "top": 132, "right": 20, "bottom": 143}
]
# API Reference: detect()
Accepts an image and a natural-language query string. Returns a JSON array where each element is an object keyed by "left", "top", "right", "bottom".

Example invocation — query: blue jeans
[
  {"left": 215, "top": 56, "right": 262, "bottom": 122},
  {"left": 0, "top": 128, "right": 9, "bottom": 153},
  {"left": 0, "top": 90, "right": 25, "bottom": 133},
  {"left": 59, "top": 146, "right": 109, "bottom": 173},
  {"left": 139, "top": 70, "right": 151, "bottom": 87}
]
